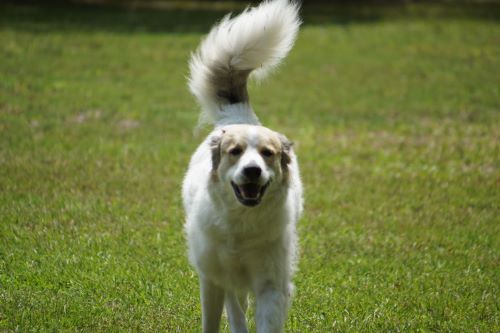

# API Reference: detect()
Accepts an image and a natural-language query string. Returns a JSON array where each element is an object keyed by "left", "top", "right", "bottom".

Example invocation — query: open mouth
[{"left": 231, "top": 181, "right": 270, "bottom": 207}]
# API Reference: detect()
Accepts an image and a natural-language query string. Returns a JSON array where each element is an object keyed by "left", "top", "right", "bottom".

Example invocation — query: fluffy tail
[{"left": 188, "top": 0, "right": 301, "bottom": 126}]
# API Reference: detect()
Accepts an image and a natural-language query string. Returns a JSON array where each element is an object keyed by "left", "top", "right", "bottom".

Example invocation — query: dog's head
[{"left": 210, "top": 125, "right": 293, "bottom": 207}]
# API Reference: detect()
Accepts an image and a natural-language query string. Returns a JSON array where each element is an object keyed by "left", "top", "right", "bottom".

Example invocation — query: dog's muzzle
[{"left": 231, "top": 181, "right": 270, "bottom": 207}]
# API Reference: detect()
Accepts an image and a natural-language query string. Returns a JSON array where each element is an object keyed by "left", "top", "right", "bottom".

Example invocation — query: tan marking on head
[
  {"left": 255, "top": 131, "right": 281, "bottom": 165},
  {"left": 210, "top": 130, "right": 225, "bottom": 181},
  {"left": 221, "top": 130, "right": 248, "bottom": 156}
]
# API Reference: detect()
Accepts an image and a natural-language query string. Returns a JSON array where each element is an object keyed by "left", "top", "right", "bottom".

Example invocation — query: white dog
[{"left": 182, "top": 1, "right": 303, "bottom": 332}]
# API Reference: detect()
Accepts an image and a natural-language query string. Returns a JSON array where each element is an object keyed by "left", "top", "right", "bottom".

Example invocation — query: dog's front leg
[
  {"left": 225, "top": 291, "right": 248, "bottom": 333},
  {"left": 200, "top": 277, "right": 224, "bottom": 333},
  {"left": 254, "top": 282, "right": 288, "bottom": 333}
]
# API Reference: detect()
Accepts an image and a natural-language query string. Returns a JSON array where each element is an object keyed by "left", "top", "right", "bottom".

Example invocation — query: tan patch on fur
[
  {"left": 220, "top": 125, "right": 282, "bottom": 158},
  {"left": 220, "top": 131, "right": 248, "bottom": 155}
]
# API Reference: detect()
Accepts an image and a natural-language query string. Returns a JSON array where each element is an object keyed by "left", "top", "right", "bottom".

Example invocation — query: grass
[{"left": 0, "top": 1, "right": 499, "bottom": 332}]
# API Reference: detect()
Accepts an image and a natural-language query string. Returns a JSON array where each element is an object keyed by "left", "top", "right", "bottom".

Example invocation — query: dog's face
[{"left": 210, "top": 125, "right": 292, "bottom": 207}]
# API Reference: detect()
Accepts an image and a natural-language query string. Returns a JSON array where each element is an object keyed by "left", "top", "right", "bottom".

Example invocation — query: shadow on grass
[
  {"left": 0, "top": 1, "right": 229, "bottom": 34},
  {"left": 0, "top": 1, "right": 499, "bottom": 34}
]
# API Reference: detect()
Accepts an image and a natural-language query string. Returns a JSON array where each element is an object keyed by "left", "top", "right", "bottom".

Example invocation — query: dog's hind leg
[
  {"left": 225, "top": 291, "right": 248, "bottom": 333},
  {"left": 200, "top": 277, "right": 224, "bottom": 333}
]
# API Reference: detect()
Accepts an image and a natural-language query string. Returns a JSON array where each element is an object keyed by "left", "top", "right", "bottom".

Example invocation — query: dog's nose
[{"left": 243, "top": 166, "right": 262, "bottom": 181}]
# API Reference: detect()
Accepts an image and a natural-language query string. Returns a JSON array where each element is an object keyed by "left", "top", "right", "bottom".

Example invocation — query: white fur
[
  {"left": 188, "top": 0, "right": 301, "bottom": 125},
  {"left": 183, "top": 1, "right": 302, "bottom": 332}
]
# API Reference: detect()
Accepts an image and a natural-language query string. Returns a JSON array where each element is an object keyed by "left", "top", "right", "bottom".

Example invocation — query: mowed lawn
[{"left": 0, "top": 1, "right": 498, "bottom": 332}]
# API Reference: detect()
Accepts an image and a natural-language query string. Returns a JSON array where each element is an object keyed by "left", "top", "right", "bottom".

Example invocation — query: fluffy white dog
[{"left": 182, "top": 1, "right": 303, "bottom": 332}]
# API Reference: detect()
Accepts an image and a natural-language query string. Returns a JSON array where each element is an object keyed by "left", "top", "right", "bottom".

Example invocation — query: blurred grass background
[{"left": 0, "top": 0, "right": 499, "bottom": 331}]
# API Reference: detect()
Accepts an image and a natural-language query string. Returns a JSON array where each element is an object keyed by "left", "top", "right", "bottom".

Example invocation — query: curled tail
[{"left": 188, "top": 0, "right": 301, "bottom": 126}]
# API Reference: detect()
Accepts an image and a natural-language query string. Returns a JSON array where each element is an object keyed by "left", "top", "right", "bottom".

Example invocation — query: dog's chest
[
  {"left": 217, "top": 232, "right": 257, "bottom": 265},
  {"left": 207, "top": 236, "right": 248, "bottom": 287},
  {"left": 196, "top": 206, "right": 286, "bottom": 288},
  {"left": 210, "top": 231, "right": 271, "bottom": 287}
]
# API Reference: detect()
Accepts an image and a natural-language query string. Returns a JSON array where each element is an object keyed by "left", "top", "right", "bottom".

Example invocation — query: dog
[{"left": 182, "top": 1, "right": 303, "bottom": 332}]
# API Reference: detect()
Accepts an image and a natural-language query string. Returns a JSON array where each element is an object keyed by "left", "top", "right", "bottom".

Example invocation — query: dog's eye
[
  {"left": 261, "top": 148, "right": 275, "bottom": 157},
  {"left": 229, "top": 147, "right": 243, "bottom": 156}
]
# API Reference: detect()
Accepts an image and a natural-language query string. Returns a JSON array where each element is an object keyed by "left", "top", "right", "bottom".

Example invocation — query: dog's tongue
[{"left": 240, "top": 183, "right": 260, "bottom": 199}]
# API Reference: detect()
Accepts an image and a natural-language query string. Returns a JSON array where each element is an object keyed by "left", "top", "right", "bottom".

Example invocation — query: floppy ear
[
  {"left": 279, "top": 134, "right": 293, "bottom": 170},
  {"left": 209, "top": 130, "right": 225, "bottom": 178}
]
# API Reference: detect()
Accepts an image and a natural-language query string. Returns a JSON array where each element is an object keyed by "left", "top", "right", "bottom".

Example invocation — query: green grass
[{"left": 1, "top": 1, "right": 499, "bottom": 332}]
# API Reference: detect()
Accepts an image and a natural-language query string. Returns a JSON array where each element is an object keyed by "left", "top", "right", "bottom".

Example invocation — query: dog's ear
[
  {"left": 279, "top": 134, "right": 293, "bottom": 170},
  {"left": 209, "top": 130, "right": 225, "bottom": 179}
]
